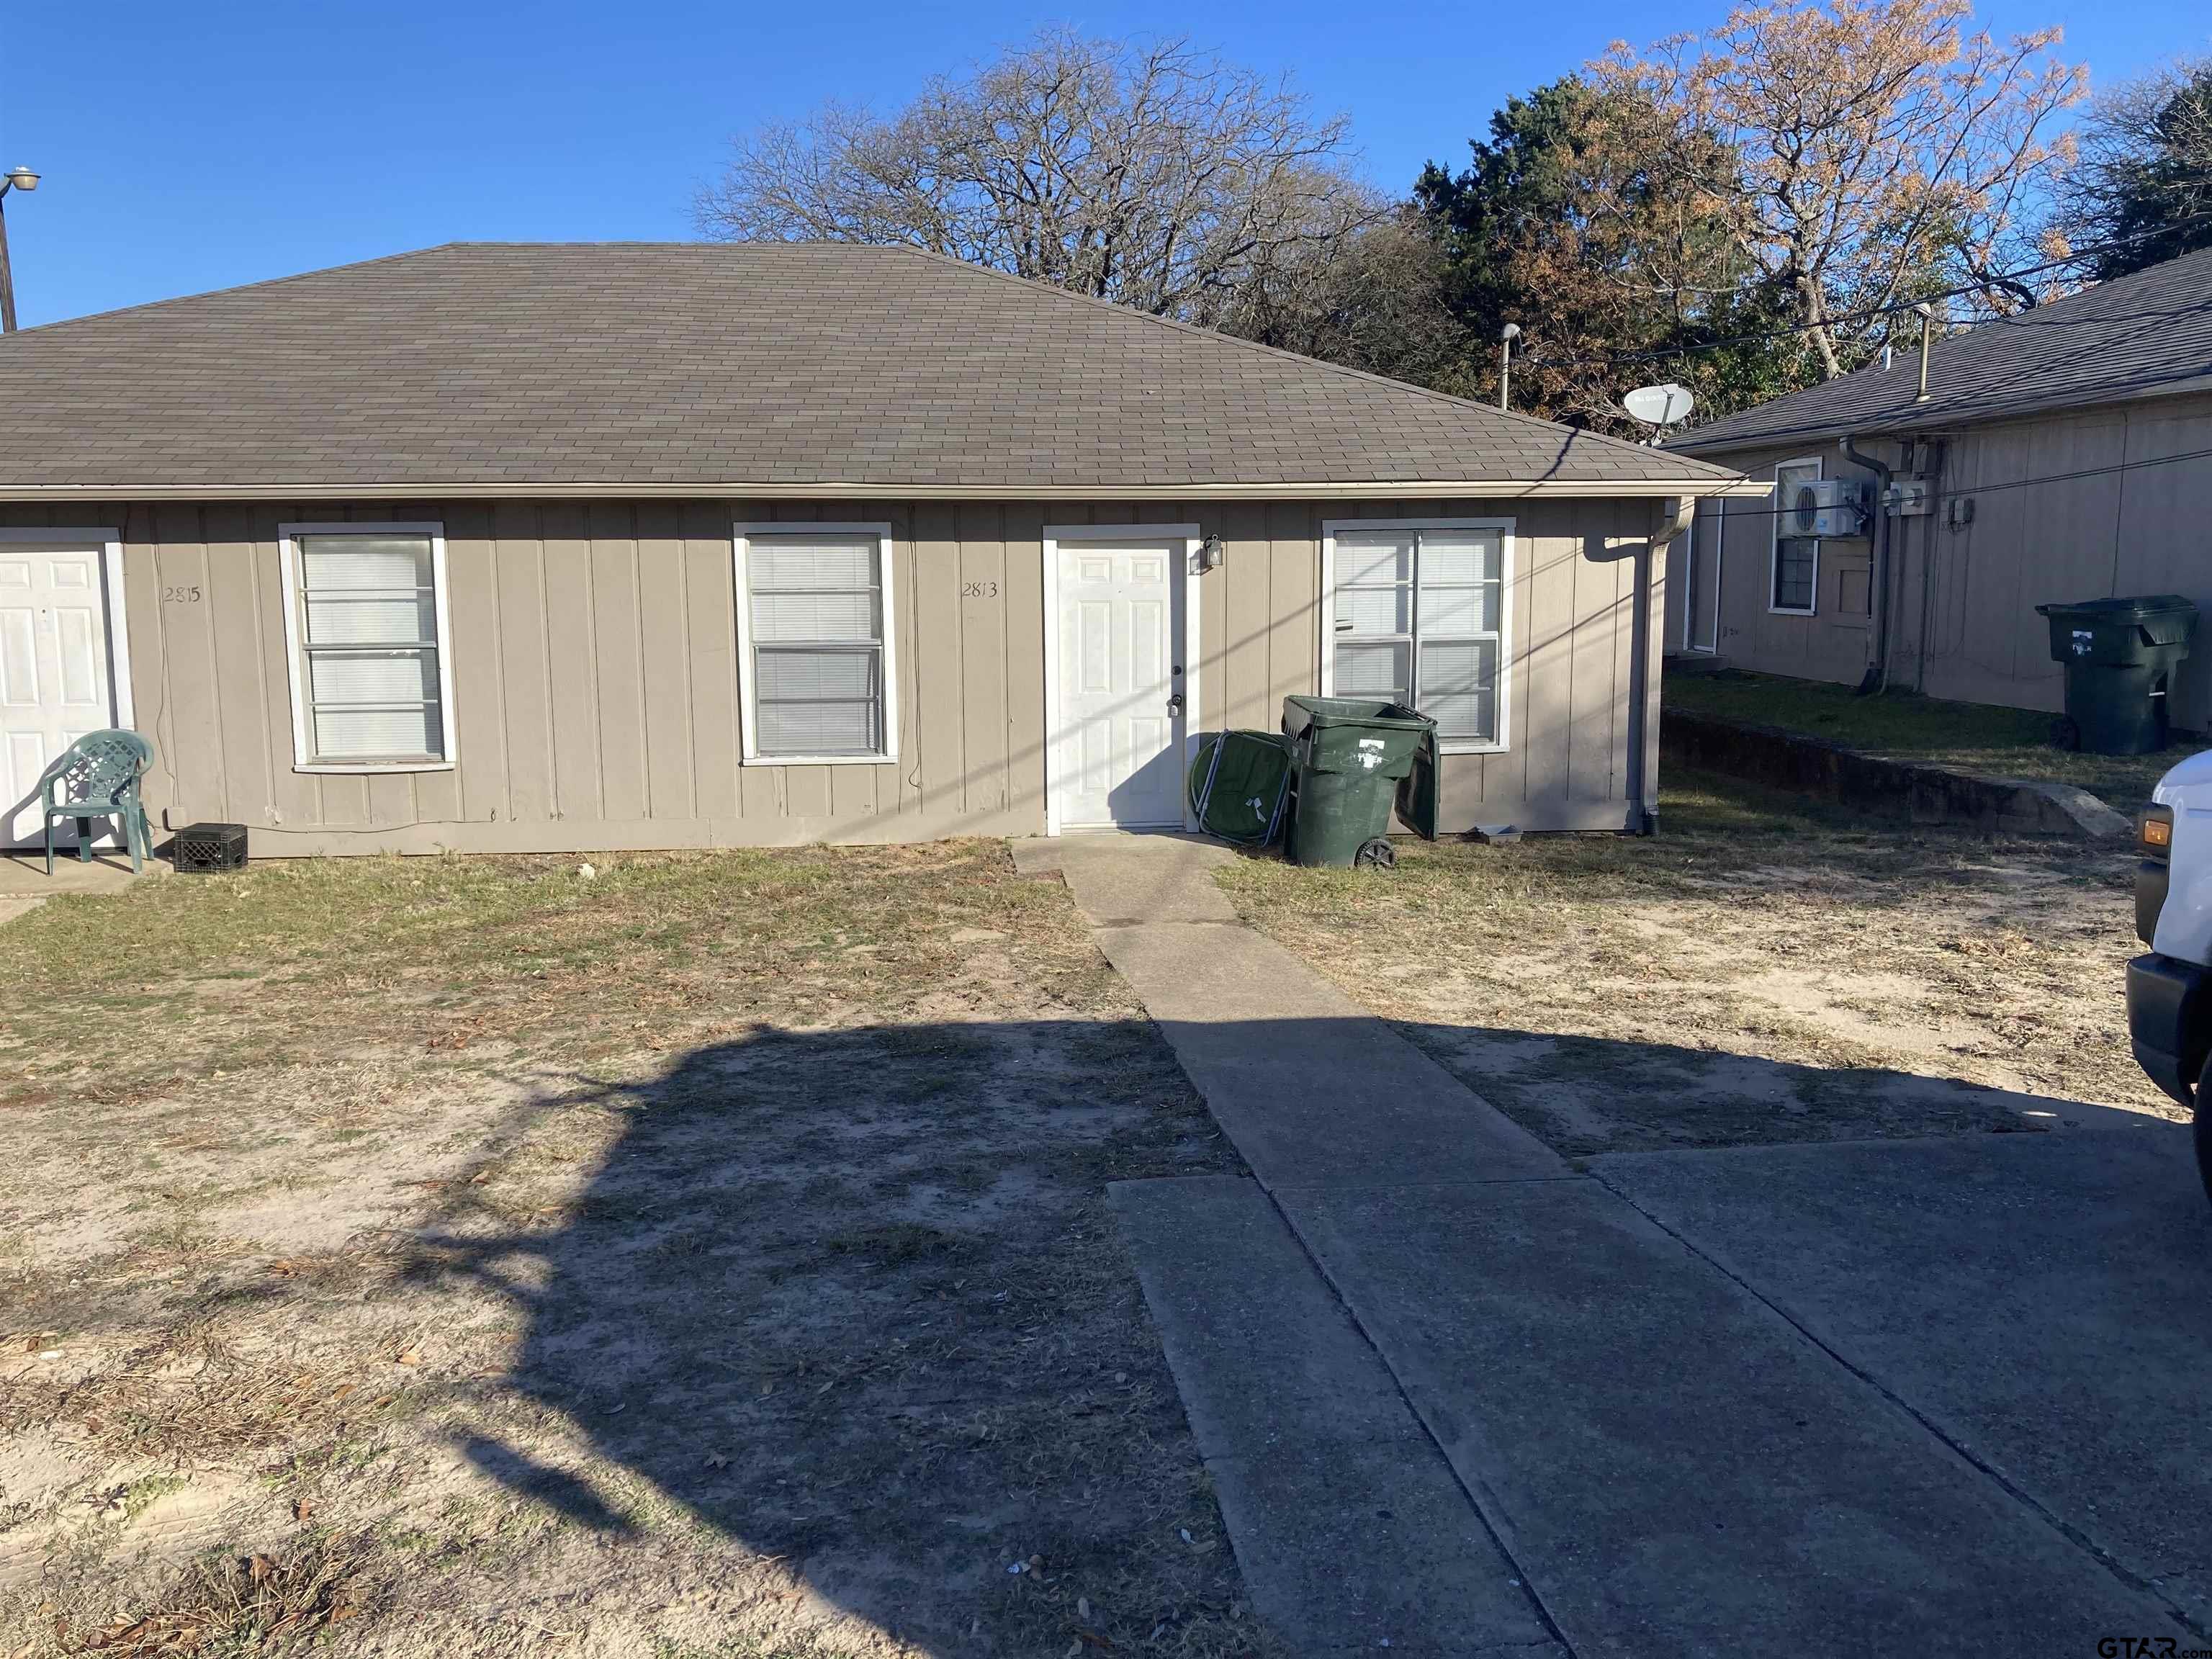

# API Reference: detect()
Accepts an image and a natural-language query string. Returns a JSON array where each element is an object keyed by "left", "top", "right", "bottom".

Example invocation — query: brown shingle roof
[
  {"left": 0, "top": 242, "right": 1748, "bottom": 497},
  {"left": 1672, "top": 243, "right": 2212, "bottom": 454}
]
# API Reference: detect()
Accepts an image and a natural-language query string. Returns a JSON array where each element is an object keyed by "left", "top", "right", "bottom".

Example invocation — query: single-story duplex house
[
  {"left": 1665, "top": 243, "right": 2212, "bottom": 730},
  {"left": 0, "top": 241, "right": 1759, "bottom": 855}
]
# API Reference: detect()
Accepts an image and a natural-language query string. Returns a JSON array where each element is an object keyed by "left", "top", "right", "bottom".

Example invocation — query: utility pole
[
  {"left": 0, "top": 166, "right": 42, "bottom": 334},
  {"left": 1498, "top": 323, "right": 1521, "bottom": 411}
]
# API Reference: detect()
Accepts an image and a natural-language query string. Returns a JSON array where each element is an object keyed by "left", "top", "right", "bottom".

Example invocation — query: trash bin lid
[
  {"left": 2036, "top": 594, "right": 2198, "bottom": 660},
  {"left": 2035, "top": 594, "right": 2198, "bottom": 622},
  {"left": 1282, "top": 693, "right": 1436, "bottom": 732}
]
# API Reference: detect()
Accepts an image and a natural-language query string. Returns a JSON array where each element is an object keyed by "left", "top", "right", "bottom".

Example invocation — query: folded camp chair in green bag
[{"left": 41, "top": 729, "right": 154, "bottom": 875}]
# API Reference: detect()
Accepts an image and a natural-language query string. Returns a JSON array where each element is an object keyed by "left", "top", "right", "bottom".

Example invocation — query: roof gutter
[
  {"left": 1668, "top": 367, "right": 2212, "bottom": 459},
  {"left": 0, "top": 477, "right": 1773, "bottom": 504}
]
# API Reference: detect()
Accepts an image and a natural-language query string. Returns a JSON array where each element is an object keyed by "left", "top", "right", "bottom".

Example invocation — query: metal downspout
[
  {"left": 1636, "top": 496, "right": 1697, "bottom": 835},
  {"left": 1914, "top": 439, "right": 1946, "bottom": 693},
  {"left": 1841, "top": 436, "right": 1894, "bottom": 694}
]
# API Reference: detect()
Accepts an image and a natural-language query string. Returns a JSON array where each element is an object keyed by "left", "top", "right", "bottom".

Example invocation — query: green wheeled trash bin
[
  {"left": 2034, "top": 595, "right": 2198, "bottom": 755},
  {"left": 1187, "top": 729, "right": 1293, "bottom": 848},
  {"left": 1280, "top": 695, "right": 1439, "bottom": 868}
]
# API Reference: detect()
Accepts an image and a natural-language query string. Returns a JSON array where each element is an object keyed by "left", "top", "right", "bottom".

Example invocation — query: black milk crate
[{"left": 174, "top": 822, "right": 248, "bottom": 873}]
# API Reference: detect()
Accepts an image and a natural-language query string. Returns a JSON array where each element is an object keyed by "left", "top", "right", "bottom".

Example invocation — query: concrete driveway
[{"left": 1021, "top": 833, "right": 2212, "bottom": 1658}]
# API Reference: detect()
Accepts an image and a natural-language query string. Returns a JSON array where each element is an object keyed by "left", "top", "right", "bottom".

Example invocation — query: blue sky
[{"left": 4, "top": 0, "right": 2206, "bottom": 327}]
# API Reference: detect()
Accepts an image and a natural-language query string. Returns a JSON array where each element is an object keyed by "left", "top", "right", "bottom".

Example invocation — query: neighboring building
[
  {"left": 0, "top": 243, "right": 1756, "bottom": 855},
  {"left": 1665, "top": 246, "right": 2212, "bottom": 731}
]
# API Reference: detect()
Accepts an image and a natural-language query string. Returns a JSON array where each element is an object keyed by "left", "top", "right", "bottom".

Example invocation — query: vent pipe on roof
[{"left": 1914, "top": 305, "right": 1936, "bottom": 403}]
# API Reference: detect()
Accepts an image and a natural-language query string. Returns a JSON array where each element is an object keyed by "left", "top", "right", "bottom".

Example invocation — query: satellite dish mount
[{"left": 1622, "top": 382, "right": 1696, "bottom": 441}]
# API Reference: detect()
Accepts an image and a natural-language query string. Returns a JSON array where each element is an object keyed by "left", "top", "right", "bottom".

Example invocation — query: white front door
[
  {"left": 1052, "top": 538, "right": 1183, "bottom": 830},
  {"left": 1, "top": 544, "right": 122, "bottom": 845}
]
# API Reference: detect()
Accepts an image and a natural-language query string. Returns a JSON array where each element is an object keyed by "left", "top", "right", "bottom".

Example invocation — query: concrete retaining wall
[{"left": 1660, "top": 707, "right": 2131, "bottom": 838}]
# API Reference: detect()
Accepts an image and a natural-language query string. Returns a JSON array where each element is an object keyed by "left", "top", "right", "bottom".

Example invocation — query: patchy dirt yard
[
  {"left": 0, "top": 844, "right": 1266, "bottom": 1657},
  {"left": 1217, "top": 770, "right": 2177, "bottom": 1159}
]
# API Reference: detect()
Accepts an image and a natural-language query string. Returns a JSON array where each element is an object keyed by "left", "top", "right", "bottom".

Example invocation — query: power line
[{"left": 1514, "top": 210, "right": 2212, "bottom": 372}]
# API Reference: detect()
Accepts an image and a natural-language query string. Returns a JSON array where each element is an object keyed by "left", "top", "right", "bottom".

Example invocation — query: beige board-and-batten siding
[
  {"left": 2, "top": 497, "right": 1667, "bottom": 853},
  {"left": 1681, "top": 390, "right": 2212, "bottom": 729}
]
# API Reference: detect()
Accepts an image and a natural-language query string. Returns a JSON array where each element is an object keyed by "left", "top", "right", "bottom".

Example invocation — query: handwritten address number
[
  {"left": 961, "top": 580, "right": 999, "bottom": 599},
  {"left": 163, "top": 585, "right": 203, "bottom": 603}
]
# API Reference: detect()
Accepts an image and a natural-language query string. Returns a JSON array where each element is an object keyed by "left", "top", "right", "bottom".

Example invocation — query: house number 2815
[
  {"left": 163, "top": 585, "right": 203, "bottom": 603},
  {"left": 961, "top": 580, "right": 999, "bottom": 598}
]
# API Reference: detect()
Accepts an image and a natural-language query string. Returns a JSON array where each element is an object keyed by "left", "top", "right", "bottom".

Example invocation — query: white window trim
[
  {"left": 1318, "top": 517, "right": 1514, "bottom": 757},
  {"left": 276, "top": 521, "right": 457, "bottom": 774},
  {"left": 732, "top": 521, "right": 900, "bottom": 767},
  {"left": 1040, "top": 523, "right": 1205, "bottom": 837},
  {"left": 1768, "top": 457, "right": 1822, "bottom": 617}
]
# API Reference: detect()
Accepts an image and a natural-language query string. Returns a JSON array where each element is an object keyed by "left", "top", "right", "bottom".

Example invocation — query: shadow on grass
[
  {"left": 400, "top": 1015, "right": 1250, "bottom": 1653},
  {"left": 393, "top": 1014, "right": 2180, "bottom": 1652}
]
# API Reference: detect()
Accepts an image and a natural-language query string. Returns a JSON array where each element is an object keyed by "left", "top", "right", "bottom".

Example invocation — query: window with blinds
[
  {"left": 1329, "top": 524, "right": 1507, "bottom": 748},
  {"left": 1771, "top": 459, "right": 1820, "bottom": 613},
  {"left": 282, "top": 528, "right": 453, "bottom": 768},
  {"left": 737, "top": 527, "right": 897, "bottom": 762}
]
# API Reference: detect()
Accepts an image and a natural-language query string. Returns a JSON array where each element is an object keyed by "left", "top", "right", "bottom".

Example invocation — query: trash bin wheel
[
  {"left": 2049, "top": 715, "right": 2081, "bottom": 752},
  {"left": 1354, "top": 837, "right": 1397, "bottom": 870}
]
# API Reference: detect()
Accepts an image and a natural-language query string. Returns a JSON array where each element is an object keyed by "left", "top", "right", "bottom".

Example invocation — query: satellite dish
[{"left": 1622, "top": 382, "right": 1696, "bottom": 430}]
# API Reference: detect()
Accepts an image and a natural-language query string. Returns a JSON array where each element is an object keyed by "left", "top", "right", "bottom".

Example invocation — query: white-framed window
[
  {"left": 1320, "top": 518, "right": 1511, "bottom": 753},
  {"left": 733, "top": 523, "right": 899, "bottom": 765},
  {"left": 1771, "top": 458, "right": 1821, "bottom": 615},
  {"left": 277, "top": 522, "right": 457, "bottom": 772}
]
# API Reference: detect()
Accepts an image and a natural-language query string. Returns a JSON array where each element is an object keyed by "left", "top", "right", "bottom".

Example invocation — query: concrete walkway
[
  {"left": 1015, "top": 832, "right": 2203, "bottom": 1657},
  {"left": 0, "top": 850, "right": 162, "bottom": 927}
]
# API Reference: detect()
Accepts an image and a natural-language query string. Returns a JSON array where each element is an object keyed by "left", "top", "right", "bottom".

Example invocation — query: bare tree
[
  {"left": 2051, "top": 54, "right": 2212, "bottom": 279},
  {"left": 1592, "top": 0, "right": 2085, "bottom": 378},
  {"left": 1217, "top": 208, "right": 1478, "bottom": 391},
  {"left": 696, "top": 28, "right": 1389, "bottom": 325}
]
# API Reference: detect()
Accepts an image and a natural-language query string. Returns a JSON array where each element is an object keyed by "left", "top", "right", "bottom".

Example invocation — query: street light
[{"left": 0, "top": 166, "right": 42, "bottom": 335}]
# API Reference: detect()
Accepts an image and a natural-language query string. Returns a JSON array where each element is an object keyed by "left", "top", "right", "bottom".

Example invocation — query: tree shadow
[
  {"left": 1403, "top": 1020, "right": 2165, "bottom": 1156},
  {"left": 391, "top": 1013, "right": 2182, "bottom": 1650},
  {"left": 400, "top": 1015, "right": 1251, "bottom": 1652}
]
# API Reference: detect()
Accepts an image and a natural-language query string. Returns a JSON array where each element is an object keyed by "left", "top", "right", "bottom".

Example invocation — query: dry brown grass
[
  {"left": 4, "top": 1330, "right": 397, "bottom": 1467},
  {"left": 0, "top": 842, "right": 1267, "bottom": 1658},
  {"left": 70, "top": 1539, "right": 372, "bottom": 1655},
  {"left": 1218, "top": 770, "right": 2170, "bottom": 1156}
]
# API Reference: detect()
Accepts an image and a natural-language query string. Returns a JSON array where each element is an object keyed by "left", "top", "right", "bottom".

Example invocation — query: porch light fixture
[{"left": 1198, "top": 534, "right": 1223, "bottom": 571}]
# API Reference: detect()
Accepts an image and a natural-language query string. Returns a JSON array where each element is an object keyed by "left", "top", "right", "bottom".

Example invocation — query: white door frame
[
  {"left": 1040, "top": 523, "right": 1203, "bottom": 837},
  {"left": 0, "top": 527, "right": 135, "bottom": 849}
]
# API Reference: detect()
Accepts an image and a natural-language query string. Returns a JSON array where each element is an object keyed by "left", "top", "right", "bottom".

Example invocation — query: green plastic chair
[{"left": 41, "top": 729, "right": 155, "bottom": 876}]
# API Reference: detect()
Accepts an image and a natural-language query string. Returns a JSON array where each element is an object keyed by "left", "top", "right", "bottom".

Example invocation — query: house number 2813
[{"left": 961, "top": 580, "right": 999, "bottom": 598}]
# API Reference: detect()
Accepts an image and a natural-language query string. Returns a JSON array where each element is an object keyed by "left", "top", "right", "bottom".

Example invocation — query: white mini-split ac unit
[{"left": 1786, "top": 477, "right": 1873, "bottom": 538}]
